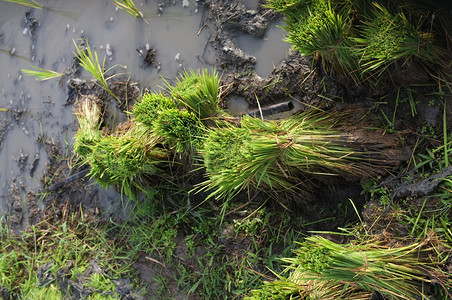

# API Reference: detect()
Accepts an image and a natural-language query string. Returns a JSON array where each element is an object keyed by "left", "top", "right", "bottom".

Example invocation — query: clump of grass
[
  {"left": 200, "top": 111, "right": 381, "bottom": 200},
  {"left": 74, "top": 96, "right": 169, "bottom": 199},
  {"left": 273, "top": 0, "right": 360, "bottom": 83},
  {"left": 73, "top": 95, "right": 103, "bottom": 156},
  {"left": 21, "top": 65, "right": 64, "bottom": 83},
  {"left": 0, "top": 206, "right": 134, "bottom": 298},
  {"left": 112, "top": 0, "right": 143, "bottom": 18},
  {"left": 132, "top": 92, "right": 176, "bottom": 127},
  {"left": 356, "top": 3, "right": 445, "bottom": 80},
  {"left": 1, "top": 0, "right": 43, "bottom": 9},
  {"left": 248, "top": 235, "right": 451, "bottom": 299},
  {"left": 165, "top": 69, "right": 221, "bottom": 120},
  {"left": 153, "top": 108, "right": 205, "bottom": 155},
  {"left": 73, "top": 39, "right": 119, "bottom": 101}
]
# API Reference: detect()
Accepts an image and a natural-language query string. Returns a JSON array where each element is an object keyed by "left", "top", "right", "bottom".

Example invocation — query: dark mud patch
[{"left": 0, "top": 109, "right": 24, "bottom": 151}]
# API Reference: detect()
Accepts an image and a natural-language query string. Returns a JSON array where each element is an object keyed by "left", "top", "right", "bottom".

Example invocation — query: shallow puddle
[{"left": 237, "top": 20, "right": 290, "bottom": 77}]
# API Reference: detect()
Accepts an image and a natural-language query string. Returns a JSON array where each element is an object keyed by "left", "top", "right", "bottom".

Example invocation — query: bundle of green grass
[
  {"left": 199, "top": 111, "right": 389, "bottom": 200},
  {"left": 74, "top": 70, "right": 221, "bottom": 198},
  {"left": 74, "top": 69, "right": 400, "bottom": 201},
  {"left": 265, "top": 0, "right": 448, "bottom": 84},
  {"left": 247, "top": 235, "right": 451, "bottom": 299},
  {"left": 74, "top": 96, "right": 169, "bottom": 199}
]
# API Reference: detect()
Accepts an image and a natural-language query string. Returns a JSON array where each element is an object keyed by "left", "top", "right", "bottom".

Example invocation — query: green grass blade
[
  {"left": 21, "top": 66, "right": 63, "bottom": 82},
  {"left": 1, "top": 0, "right": 44, "bottom": 9}
]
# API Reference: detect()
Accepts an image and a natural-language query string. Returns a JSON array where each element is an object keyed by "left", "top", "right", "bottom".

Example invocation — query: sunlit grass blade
[
  {"left": 21, "top": 66, "right": 63, "bottom": 83},
  {"left": 112, "top": 0, "right": 143, "bottom": 18},
  {"left": 73, "top": 39, "right": 119, "bottom": 101},
  {"left": 1, "top": 0, "right": 44, "bottom": 9}
]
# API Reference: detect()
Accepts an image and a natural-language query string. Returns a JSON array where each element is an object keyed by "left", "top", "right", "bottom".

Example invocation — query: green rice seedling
[
  {"left": 249, "top": 235, "right": 451, "bottom": 299},
  {"left": 280, "top": 0, "right": 360, "bottom": 83},
  {"left": 73, "top": 95, "right": 103, "bottom": 156},
  {"left": 82, "top": 124, "right": 169, "bottom": 199},
  {"left": 73, "top": 39, "right": 119, "bottom": 101},
  {"left": 74, "top": 95, "right": 169, "bottom": 199},
  {"left": 200, "top": 110, "right": 381, "bottom": 200},
  {"left": 132, "top": 92, "right": 176, "bottom": 127},
  {"left": 165, "top": 69, "right": 221, "bottom": 120},
  {"left": 21, "top": 65, "right": 64, "bottom": 83},
  {"left": 153, "top": 108, "right": 205, "bottom": 155},
  {"left": 356, "top": 3, "right": 446, "bottom": 81},
  {"left": 264, "top": 0, "right": 308, "bottom": 13},
  {"left": 1, "top": 0, "right": 43, "bottom": 9},
  {"left": 112, "top": 0, "right": 143, "bottom": 18}
]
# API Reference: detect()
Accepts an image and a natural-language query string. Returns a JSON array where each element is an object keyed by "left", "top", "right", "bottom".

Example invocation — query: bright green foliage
[
  {"left": 74, "top": 96, "right": 169, "bottom": 199},
  {"left": 153, "top": 108, "right": 204, "bottom": 154},
  {"left": 0, "top": 209, "right": 134, "bottom": 299},
  {"left": 264, "top": 0, "right": 308, "bottom": 12},
  {"left": 166, "top": 69, "right": 221, "bottom": 120},
  {"left": 86, "top": 273, "right": 118, "bottom": 299},
  {"left": 248, "top": 235, "right": 451, "bottom": 299},
  {"left": 275, "top": 0, "right": 360, "bottom": 82},
  {"left": 112, "top": 0, "right": 143, "bottom": 18},
  {"left": 0, "top": 250, "right": 24, "bottom": 291},
  {"left": 1, "top": 0, "right": 43, "bottom": 9},
  {"left": 203, "top": 125, "right": 251, "bottom": 174},
  {"left": 133, "top": 92, "right": 176, "bottom": 126},
  {"left": 84, "top": 128, "right": 168, "bottom": 199},
  {"left": 200, "top": 111, "right": 377, "bottom": 199},
  {"left": 73, "top": 40, "right": 119, "bottom": 101},
  {"left": 21, "top": 66, "right": 64, "bottom": 82},
  {"left": 266, "top": 0, "right": 448, "bottom": 84},
  {"left": 356, "top": 3, "right": 444, "bottom": 78},
  {"left": 295, "top": 244, "right": 332, "bottom": 273}
]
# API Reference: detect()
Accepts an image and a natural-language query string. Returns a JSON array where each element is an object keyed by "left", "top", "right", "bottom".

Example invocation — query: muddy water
[
  {"left": 237, "top": 20, "right": 290, "bottom": 77},
  {"left": 0, "top": 0, "right": 290, "bottom": 222}
]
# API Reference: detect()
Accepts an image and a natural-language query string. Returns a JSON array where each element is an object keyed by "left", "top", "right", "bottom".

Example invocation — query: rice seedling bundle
[
  {"left": 356, "top": 4, "right": 419, "bottom": 76},
  {"left": 356, "top": 3, "right": 446, "bottom": 79},
  {"left": 74, "top": 96, "right": 169, "bottom": 199},
  {"left": 165, "top": 69, "right": 221, "bottom": 120},
  {"left": 276, "top": 0, "right": 360, "bottom": 82},
  {"left": 201, "top": 111, "right": 377, "bottom": 199},
  {"left": 153, "top": 108, "right": 205, "bottom": 154},
  {"left": 248, "top": 235, "right": 449, "bottom": 299},
  {"left": 73, "top": 95, "right": 103, "bottom": 157},
  {"left": 133, "top": 92, "right": 176, "bottom": 127},
  {"left": 85, "top": 127, "right": 168, "bottom": 198}
]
